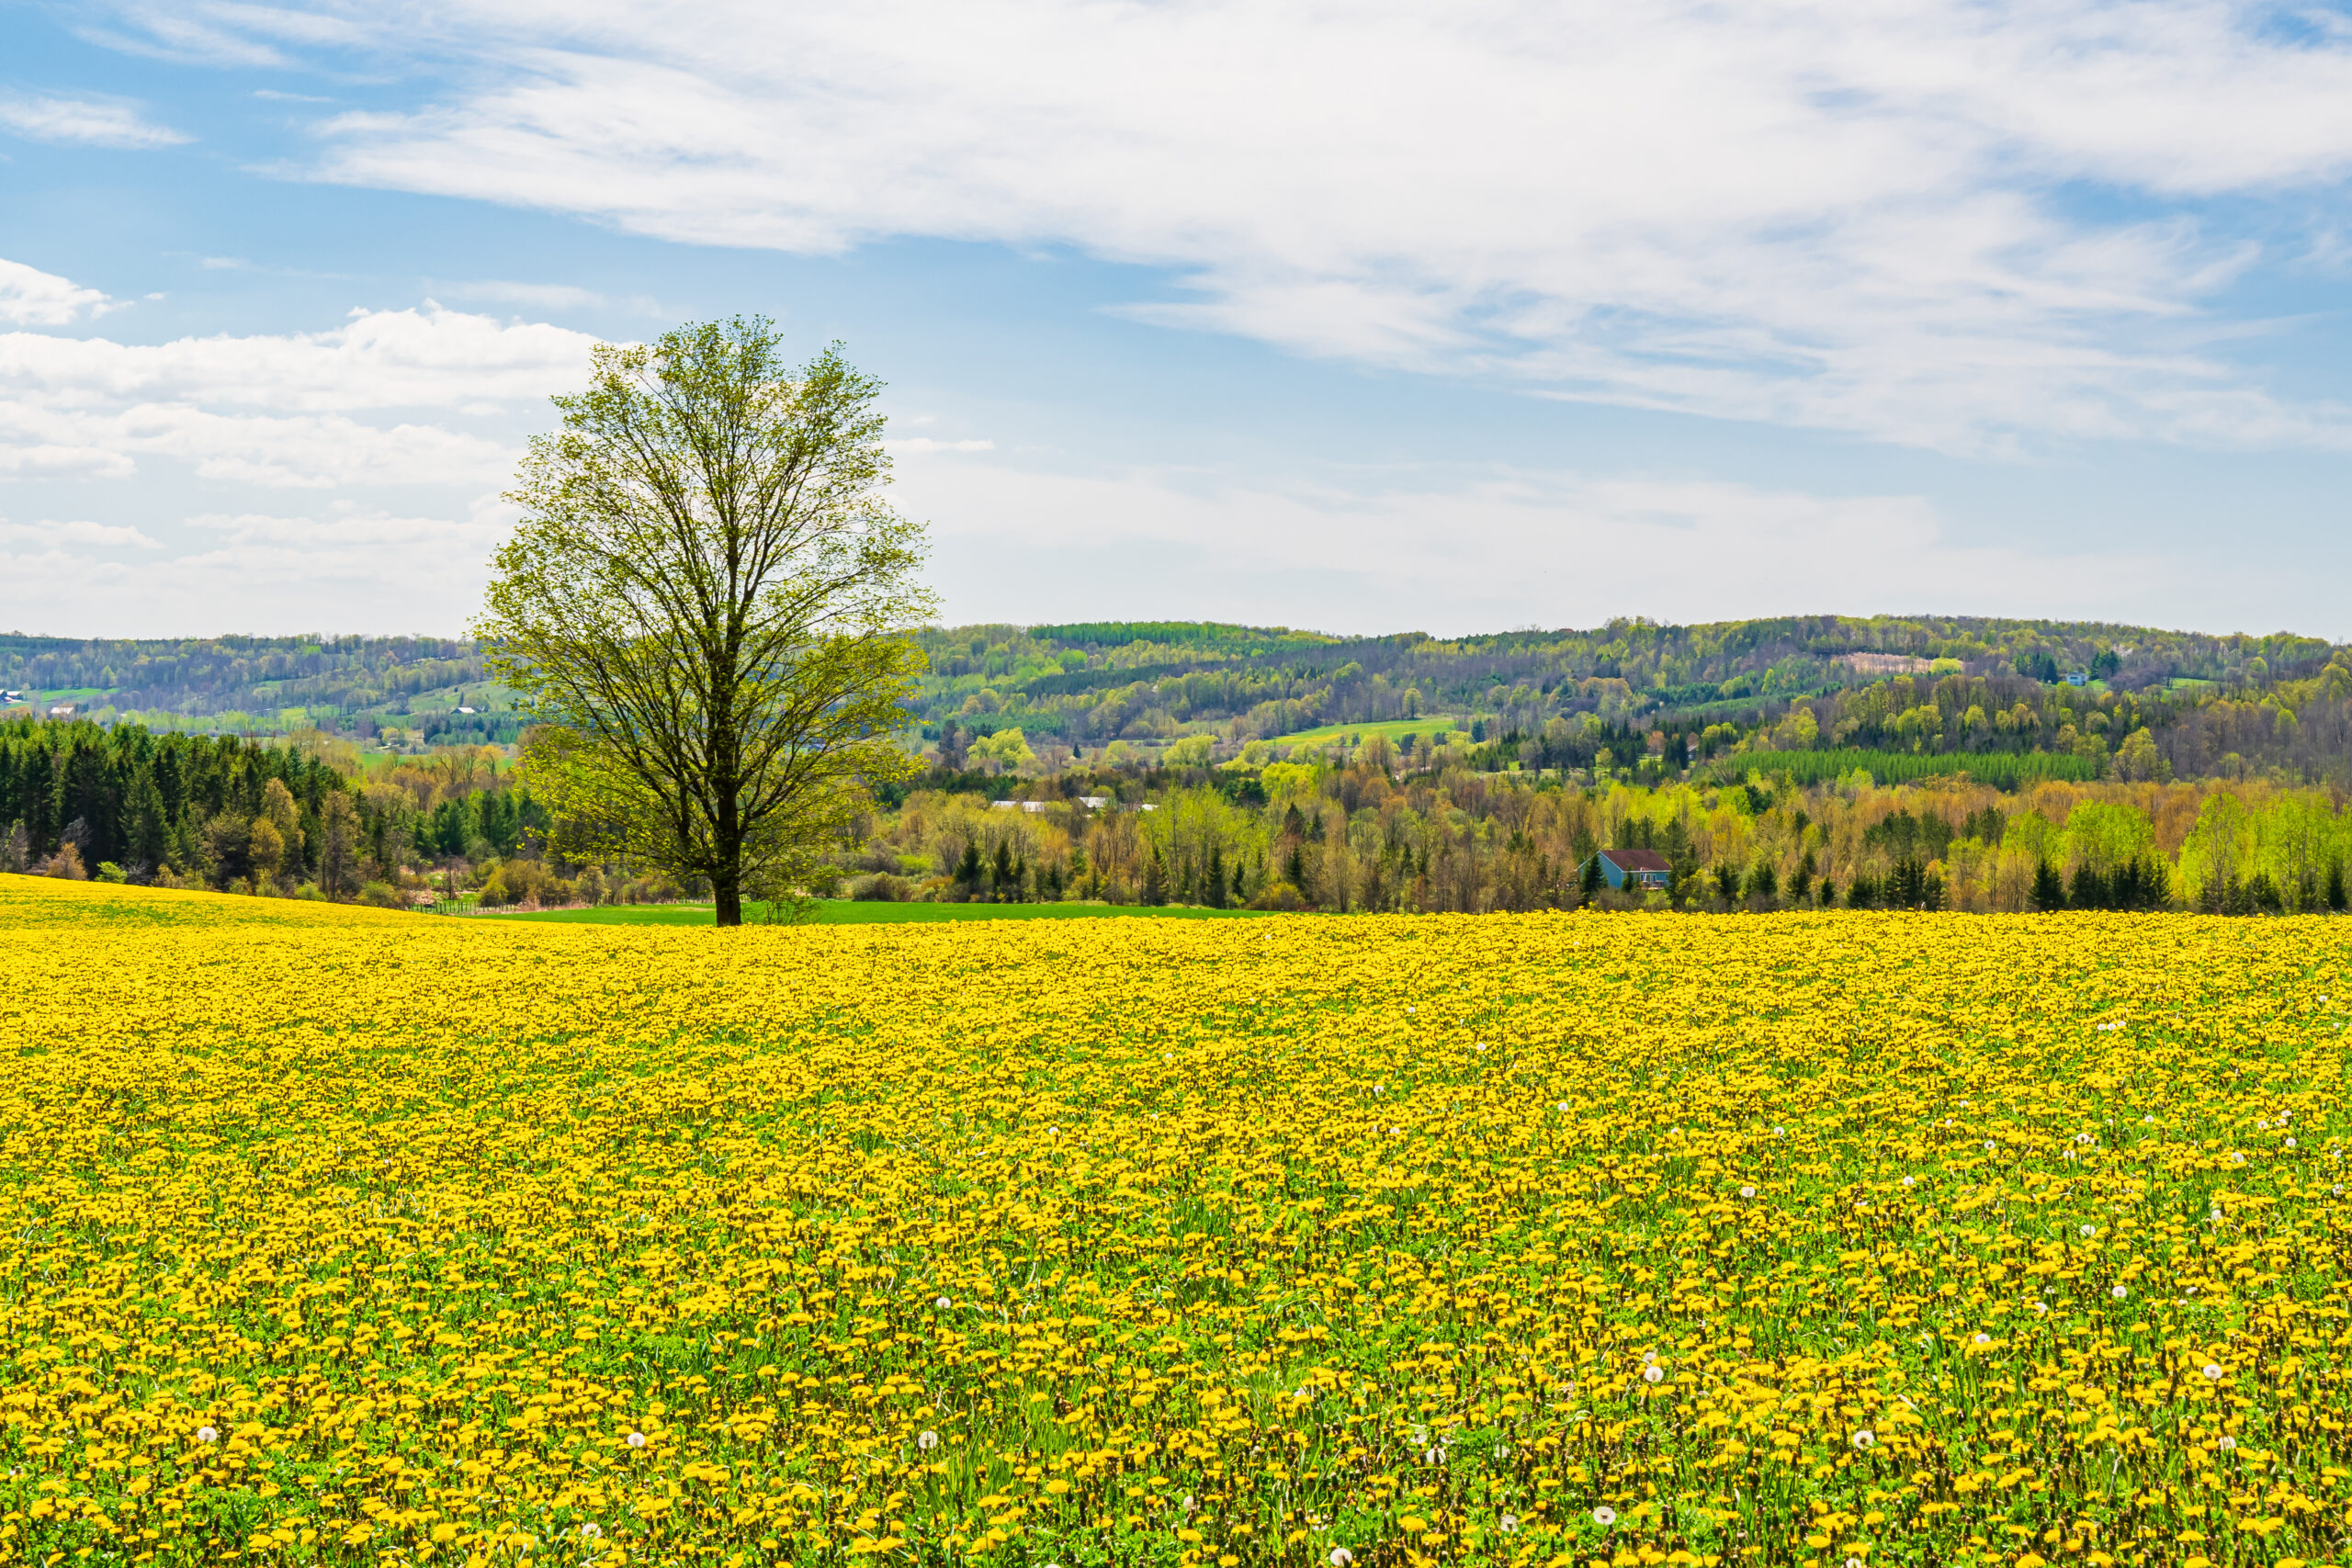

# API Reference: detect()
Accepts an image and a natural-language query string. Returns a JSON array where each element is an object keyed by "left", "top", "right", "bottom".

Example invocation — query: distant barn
[{"left": 1584, "top": 847, "right": 1671, "bottom": 891}]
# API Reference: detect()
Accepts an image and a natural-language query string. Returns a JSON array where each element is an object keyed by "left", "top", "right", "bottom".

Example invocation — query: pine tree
[
  {"left": 1142, "top": 846, "right": 1168, "bottom": 907},
  {"left": 2329, "top": 861, "right": 2347, "bottom": 912},
  {"left": 2030, "top": 860, "right": 2066, "bottom": 911}
]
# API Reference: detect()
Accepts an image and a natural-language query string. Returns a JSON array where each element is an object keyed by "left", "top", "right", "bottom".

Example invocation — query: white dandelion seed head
[
  {"left": 1182, "top": 1495, "right": 1196, "bottom": 1514},
  {"left": 1500, "top": 1514, "right": 1521, "bottom": 1533},
  {"left": 580, "top": 1522, "right": 602, "bottom": 1540},
  {"left": 1425, "top": 1445, "right": 1446, "bottom": 1463},
  {"left": 1642, "top": 1364, "right": 1665, "bottom": 1383},
  {"left": 1740, "top": 1185, "right": 1757, "bottom": 1199},
  {"left": 1642, "top": 1349, "right": 1657, "bottom": 1364},
  {"left": 1985, "top": 1140, "right": 1997, "bottom": 1153},
  {"left": 1851, "top": 1428, "right": 1875, "bottom": 1450},
  {"left": 2081, "top": 1224, "right": 2097, "bottom": 1237},
  {"left": 2219, "top": 1435, "right": 2237, "bottom": 1450},
  {"left": 1495, "top": 1445, "right": 1510, "bottom": 1459},
  {"left": 1593, "top": 1506, "right": 1618, "bottom": 1528},
  {"left": 2112, "top": 1285, "right": 2129, "bottom": 1299},
  {"left": 196, "top": 1426, "right": 219, "bottom": 1444},
  {"left": 936, "top": 1296, "right": 952, "bottom": 1310},
  {"left": 1848, "top": 1558, "right": 1865, "bottom": 1568},
  {"left": 1329, "top": 1551, "right": 1354, "bottom": 1567},
  {"left": 2203, "top": 1363, "right": 2224, "bottom": 1381},
  {"left": 2288, "top": 1138, "right": 2299, "bottom": 1148},
  {"left": 1973, "top": 1332, "right": 1991, "bottom": 1345},
  {"left": 626, "top": 1430, "right": 647, "bottom": 1449},
  {"left": 1901, "top": 1176, "right": 1916, "bottom": 1188},
  {"left": 918, "top": 1430, "right": 939, "bottom": 1450}
]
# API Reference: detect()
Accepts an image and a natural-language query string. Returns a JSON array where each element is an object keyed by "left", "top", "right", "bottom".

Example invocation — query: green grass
[
  {"left": 465, "top": 899, "right": 1271, "bottom": 926},
  {"left": 1272, "top": 715, "right": 1471, "bottom": 747}
]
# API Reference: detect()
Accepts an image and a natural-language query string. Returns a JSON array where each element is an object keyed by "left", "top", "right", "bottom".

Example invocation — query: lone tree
[{"left": 477, "top": 318, "right": 935, "bottom": 926}]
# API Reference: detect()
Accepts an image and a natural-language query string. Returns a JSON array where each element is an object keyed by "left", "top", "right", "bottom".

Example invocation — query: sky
[{"left": 3, "top": 1, "right": 2351, "bottom": 641}]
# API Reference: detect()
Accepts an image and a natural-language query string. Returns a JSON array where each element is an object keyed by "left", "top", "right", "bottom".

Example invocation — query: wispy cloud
[
  {"left": 431, "top": 278, "right": 662, "bottom": 315},
  {"left": 86, "top": 0, "right": 2352, "bottom": 455},
  {"left": 0, "top": 518, "right": 163, "bottom": 549},
  {"left": 889, "top": 450, "right": 2177, "bottom": 635},
  {"left": 0, "top": 92, "right": 190, "bottom": 149}
]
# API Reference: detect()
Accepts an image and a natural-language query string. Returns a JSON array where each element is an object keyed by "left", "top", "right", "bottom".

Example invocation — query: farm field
[
  {"left": 464, "top": 900, "right": 1269, "bottom": 927},
  {"left": 1271, "top": 716, "right": 1467, "bottom": 747},
  {"left": 1, "top": 878, "right": 2348, "bottom": 1567}
]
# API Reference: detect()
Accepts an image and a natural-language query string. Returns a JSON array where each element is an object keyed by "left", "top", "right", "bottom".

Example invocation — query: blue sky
[{"left": 4, "top": 0, "right": 2352, "bottom": 639}]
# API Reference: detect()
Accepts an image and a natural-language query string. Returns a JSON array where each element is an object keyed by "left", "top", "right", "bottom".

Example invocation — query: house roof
[{"left": 1600, "top": 847, "right": 1672, "bottom": 872}]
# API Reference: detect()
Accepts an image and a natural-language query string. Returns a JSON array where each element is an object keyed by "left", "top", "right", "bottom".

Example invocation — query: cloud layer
[
  {"left": 0, "top": 301, "right": 597, "bottom": 487},
  {"left": 0, "top": 92, "right": 190, "bottom": 149},
  {"left": 0, "top": 276, "right": 597, "bottom": 631},
  {"left": 97, "top": 0, "right": 2352, "bottom": 454}
]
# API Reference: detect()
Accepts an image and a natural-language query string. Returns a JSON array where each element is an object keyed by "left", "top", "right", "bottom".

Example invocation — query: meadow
[{"left": 0, "top": 876, "right": 2346, "bottom": 1568}]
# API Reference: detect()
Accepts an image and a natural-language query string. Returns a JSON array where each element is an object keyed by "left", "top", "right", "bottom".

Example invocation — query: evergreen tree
[
  {"left": 1204, "top": 843, "right": 1227, "bottom": 908},
  {"left": 1142, "top": 846, "right": 1168, "bottom": 907},
  {"left": 2329, "top": 861, "right": 2347, "bottom": 912},
  {"left": 2030, "top": 861, "right": 2066, "bottom": 910}
]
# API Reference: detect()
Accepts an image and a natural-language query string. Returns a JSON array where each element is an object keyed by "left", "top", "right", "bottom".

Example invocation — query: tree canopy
[{"left": 477, "top": 320, "right": 934, "bottom": 925}]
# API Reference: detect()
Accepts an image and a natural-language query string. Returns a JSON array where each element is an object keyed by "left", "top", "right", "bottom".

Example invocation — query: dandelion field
[{"left": 3, "top": 878, "right": 2350, "bottom": 1568}]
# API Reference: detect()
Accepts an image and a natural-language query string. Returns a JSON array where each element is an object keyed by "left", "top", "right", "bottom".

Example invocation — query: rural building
[
  {"left": 1583, "top": 847, "right": 1671, "bottom": 891},
  {"left": 45, "top": 702, "right": 78, "bottom": 720}
]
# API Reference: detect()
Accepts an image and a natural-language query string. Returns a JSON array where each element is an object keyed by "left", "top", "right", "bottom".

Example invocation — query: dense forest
[
  {"left": 5, "top": 613, "right": 2350, "bottom": 917},
  {"left": 6, "top": 614, "right": 2344, "bottom": 780}
]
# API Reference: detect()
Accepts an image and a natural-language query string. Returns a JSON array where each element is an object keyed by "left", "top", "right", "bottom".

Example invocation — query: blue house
[{"left": 1583, "top": 847, "right": 1672, "bottom": 890}]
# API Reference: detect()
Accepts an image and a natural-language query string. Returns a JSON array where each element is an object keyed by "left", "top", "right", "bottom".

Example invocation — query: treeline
[
  {"left": 834, "top": 734, "right": 2352, "bottom": 917},
  {"left": 0, "top": 720, "right": 568, "bottom": 904}
]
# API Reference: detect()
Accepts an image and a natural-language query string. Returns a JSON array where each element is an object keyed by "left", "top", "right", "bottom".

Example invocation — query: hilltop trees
[{"left": 478, "top": 320, "right": 935, "bottom": 925}]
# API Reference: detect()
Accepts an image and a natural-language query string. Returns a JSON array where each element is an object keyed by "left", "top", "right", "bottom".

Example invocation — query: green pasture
[
  {"left": 461, "top": 899, "right": 1268, "bottom": 926},
  {"left": 1271, "top": 715, "right": 1473, "bottom": 747}
]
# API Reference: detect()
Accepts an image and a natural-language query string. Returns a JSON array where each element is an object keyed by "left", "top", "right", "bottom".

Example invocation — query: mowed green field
[
  {"left": 467, "top": 898, "right": 1268, "bottom": 926},
  {"left": 1271, "top": 715, "right": 1471, "bottom": 746}
]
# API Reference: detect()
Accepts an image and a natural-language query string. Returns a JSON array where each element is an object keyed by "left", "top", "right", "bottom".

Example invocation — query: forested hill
[
  {"left": 0, "top": 634, "right": 515, "bottom": 746},
  {"left": 913, "top": 615, "right": 2350, "bottom": 781},
  {"left": 6, "top": 614, "right": 2348, "bottom": 781}
]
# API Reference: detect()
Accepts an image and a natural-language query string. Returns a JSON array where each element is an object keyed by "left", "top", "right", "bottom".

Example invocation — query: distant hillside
[
  {"left": 911, "top": 615, "right": 2350, "bottom": 784},
  {"left": 0, "top": 634, "right": 518, "bottom": 749},
  {"left": 5, "top": 614, "right": 2346, "bottom": 781}
]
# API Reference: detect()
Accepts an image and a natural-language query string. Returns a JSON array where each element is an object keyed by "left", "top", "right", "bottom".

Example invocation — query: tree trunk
[{"left": 714, "top": 868, "right": 742, "bottom": 926}]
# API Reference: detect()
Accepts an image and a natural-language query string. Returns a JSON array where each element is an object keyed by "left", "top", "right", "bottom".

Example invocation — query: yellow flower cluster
[{"left": 1, "top": 875, "right": 2347, "bottom": 1568}]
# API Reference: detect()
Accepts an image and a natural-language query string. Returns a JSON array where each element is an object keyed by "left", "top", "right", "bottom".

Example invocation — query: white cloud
[
  {"left": 432, "top": 278, "right": 661, "bottom": 315},
  {"left": 0, "top": 503, "right": 521, "bottom": 637},
  {"left": 0, "top": 258, "right": 113, "bottom": 326},
  {"left": 888, "top": 437, "right": 994, "bottom": 456},
  {"left": 0, "top": 300, "right": 600, "bottom": 412},
  {"left": 0, "top": 518, "right": 163, "bottom": 549},
  {"left": 0, "top": 290, "right": 602, "bottom": 491},
  {"left": 888, "top": 445, "right": 2176, "bottom": 636},
  {"left": 0, "top": 92, "right": 190, "bottom": 149},
  {"left": 106, "top": 0, "right": 2352, "bottom": 454}
]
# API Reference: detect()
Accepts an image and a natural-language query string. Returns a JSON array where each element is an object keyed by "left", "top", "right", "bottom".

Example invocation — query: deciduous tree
[{"left": 478, "top": 320, "right": 935, "bottom": 925}]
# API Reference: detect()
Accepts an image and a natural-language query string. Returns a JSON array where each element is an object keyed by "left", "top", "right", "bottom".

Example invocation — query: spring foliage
[{"left": 478, "top": 321, "right": 933, "bottom": 924}]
